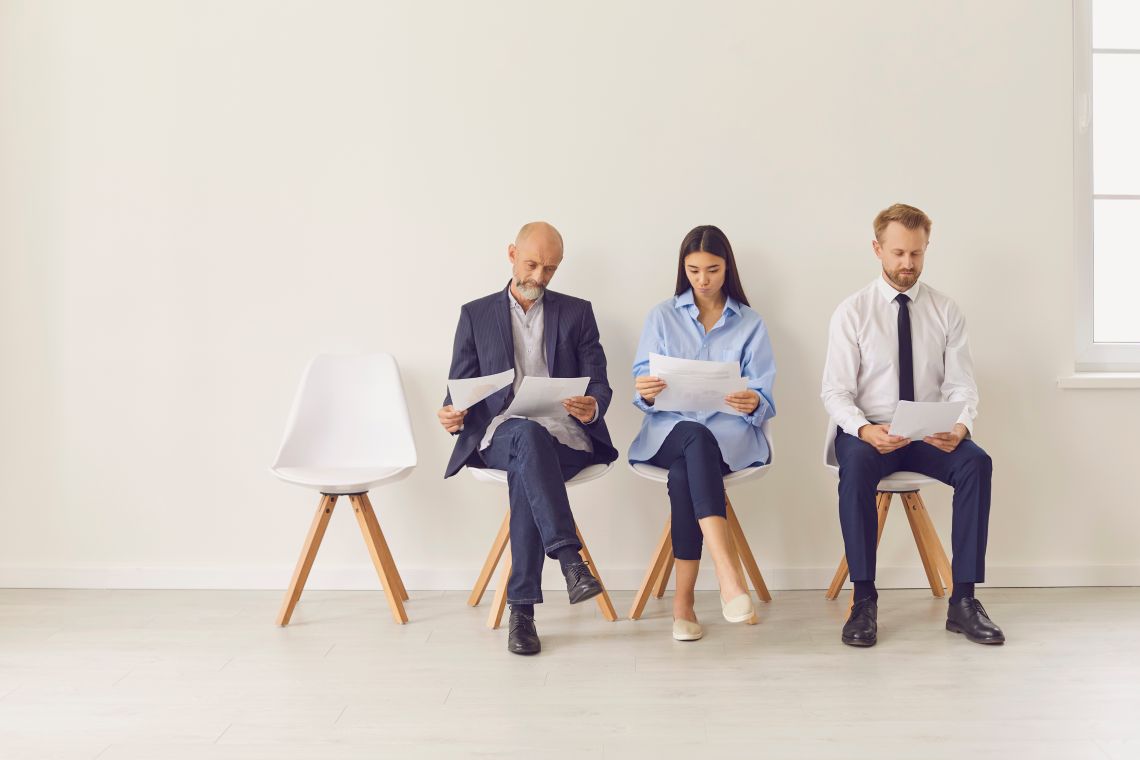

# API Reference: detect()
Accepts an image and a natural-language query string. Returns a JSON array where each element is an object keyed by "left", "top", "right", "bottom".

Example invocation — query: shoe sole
[
  {"left": 568, "top": 584, "right": 603, "bottom": 605},
  {"left": 722, "top": 610, "right": 754, "bottom": 624},
  {"left": 673, "top": 632, "right": 703, "bottom": 641},
  {"left": 946, "top": 621, "right": 1005, "bottom": 644},
  {"left": 841, "top": 635, "right": 876, "bottom": 647}
]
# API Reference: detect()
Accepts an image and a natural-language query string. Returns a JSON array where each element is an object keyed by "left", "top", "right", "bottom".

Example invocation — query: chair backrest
[
  {"left": 272, "top": 353, "right": 417, "bottom": 470},
  {"left": 761, "top": 417, "right": 774, "bottom": 466},
  {"left": 823, "top": 419, "right": 840, "bottom": 472}
]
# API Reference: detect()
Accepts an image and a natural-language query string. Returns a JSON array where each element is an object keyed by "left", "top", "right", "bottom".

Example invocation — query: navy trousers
[
  {"left": 834, "top": 428, "right": 992, "bottom": 584},
  {"left": 644, "top": 422, "right": 731, "bottom": 560},
  {"left": 480, "top": 418, "right": 592, "bottom": 605}
]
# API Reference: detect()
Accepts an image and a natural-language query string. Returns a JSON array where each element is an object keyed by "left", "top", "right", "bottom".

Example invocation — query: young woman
[{"left": 629, "top": 225, "right": 776, "bottom": 641}]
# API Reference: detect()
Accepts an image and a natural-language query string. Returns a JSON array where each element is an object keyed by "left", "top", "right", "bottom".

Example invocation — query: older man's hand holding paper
[{"left": 647, "top": 353, "right": 750, "bottom": 416}]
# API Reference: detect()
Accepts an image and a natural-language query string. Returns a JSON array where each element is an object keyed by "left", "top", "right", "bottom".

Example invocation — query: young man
[
  {"left": 439, "top": 221, "right": 618, "bottom": 656},
  {"left": 821, "top": 203, "right": 1004, "bottom": 648}
]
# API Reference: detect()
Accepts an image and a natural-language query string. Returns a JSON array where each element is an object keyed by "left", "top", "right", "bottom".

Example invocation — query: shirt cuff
[
  {"left": 955, "top": 411, "right": 975, "bottom": 438},
  {"left": 633, "top": 394, "right": 658, "bottom": 414},
  {"left": 585, "top": 401, "right": 600, "bottom": 425},
  {"left": 841, "top": 415, "right": 872, "bottom": 439}
]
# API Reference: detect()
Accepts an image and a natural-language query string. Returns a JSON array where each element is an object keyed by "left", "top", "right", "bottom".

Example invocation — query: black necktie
[{"left": 896, "top": 293, "right": 914, "bottom": 402}]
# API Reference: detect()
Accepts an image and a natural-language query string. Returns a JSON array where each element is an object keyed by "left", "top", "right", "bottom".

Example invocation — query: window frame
[{"left": 1074, "top": 0, "right": 1140, "bottom": 372}]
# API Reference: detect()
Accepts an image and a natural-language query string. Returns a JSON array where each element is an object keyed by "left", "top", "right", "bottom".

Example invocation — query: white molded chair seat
[
  {"left": 469, "top": 462, "right": 612, "bottom": 487},
  {"left": 270, "top": 353, "right": 417, "bottom": 626},
  {"left": 627, "top": 419, "right": 776, "bottom": 621},
  {"left": 466, "top": 462, "right": 618, "bottom": 629},
  {"left": 628, "top": 461, "right": 770, "bottom": 486},
  {"left": 822, "top": 421, "right": 935, "bottom": 493},
  {"left": 273, "top": 466, "right": 412, "bottom": 494}
]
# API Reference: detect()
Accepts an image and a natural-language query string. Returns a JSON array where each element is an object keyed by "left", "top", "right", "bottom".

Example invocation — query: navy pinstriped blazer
[{"left": 443, "top": 284, "right": 619, "bottom": 478}]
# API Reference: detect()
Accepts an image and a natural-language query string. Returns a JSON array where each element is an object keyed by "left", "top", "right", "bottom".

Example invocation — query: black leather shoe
[
  {"left": 946, "top": 597, "right": 1005, "bottom": 644},
  {"left": 507, "top": 608, "right": 541, "bottom": 655},
  {"left": 842, "top": 597, "right": 878, "bottom": 647},
  {"left": 563, "top": 560, "right": 603, "bottom": 604}
]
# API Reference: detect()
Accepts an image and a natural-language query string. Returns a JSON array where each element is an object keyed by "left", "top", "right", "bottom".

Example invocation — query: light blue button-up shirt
[{"left": 628, "top": 289, "right": 776, "bottom": 472}]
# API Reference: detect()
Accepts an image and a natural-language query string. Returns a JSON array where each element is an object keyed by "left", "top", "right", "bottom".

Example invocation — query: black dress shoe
[
  {"left": 842, "top": 597, "right": 878, "bottom": 647},
  {"left": 946, "top": 597, "right": 1005, "bottom": 644},
  {"left": 507, "top": 608, "right": 541, "bottom": 655},
  {"left": 563, "top": 560, "right": 603, "bottom": 604}
]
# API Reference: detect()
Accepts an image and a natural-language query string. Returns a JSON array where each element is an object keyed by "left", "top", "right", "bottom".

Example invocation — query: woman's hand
[
  {"left": 635, "top": 375, "right": 667, "bottom": 404},
  {"left": 724, "top": 389, "right": 760, "bottom": 414}
]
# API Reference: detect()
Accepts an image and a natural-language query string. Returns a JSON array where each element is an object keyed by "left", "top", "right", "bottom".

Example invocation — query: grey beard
[{"left": 515, "top": 280, "right": 545, "bottom": 301}]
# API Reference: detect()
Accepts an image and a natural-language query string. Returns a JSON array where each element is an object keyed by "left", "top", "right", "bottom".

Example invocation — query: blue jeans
[
  {"left": 834, "top": 427, "right": 992, "bottom": 584},
  {"left": 642, "top": 422, "right": 731, "bottom": 561},
  {"left": 480, "top": 419, "right": 593, "bottom": 605}
]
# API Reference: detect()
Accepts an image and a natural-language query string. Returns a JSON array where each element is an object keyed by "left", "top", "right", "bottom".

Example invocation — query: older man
[{"left": 439, "top": 222, "right": 618, "bottom": 655}]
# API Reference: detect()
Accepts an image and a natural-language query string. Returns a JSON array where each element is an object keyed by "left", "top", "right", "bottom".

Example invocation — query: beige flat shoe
[
  {"left": 672, "top": 618, "right": 703, "bottom": 641},
  {"left": 721, "top": 592, "right": 755, "bottom": 623}
]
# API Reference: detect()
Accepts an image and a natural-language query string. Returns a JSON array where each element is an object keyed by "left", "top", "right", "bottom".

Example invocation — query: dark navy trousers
[
  {"left": 644, "top": 422, "right": 731, "bottom": 560},
  {"left": 480, "top": 418, "right": 592, "bottom": 605},
  {"left": 834, "top": 428, "right": 992, "bottom": 584}
]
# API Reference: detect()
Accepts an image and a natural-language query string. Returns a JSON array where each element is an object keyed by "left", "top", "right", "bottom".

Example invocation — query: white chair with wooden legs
[
  {"left": 627, "top": 420, "right": 775, "bottom": 623},
  {"left": 270, "top": 353, "right": 416, "bottom": 626},
  {"left": 466, "top": 463, "right": 619, "bottom": 629},
  {"left": 822, "top": 424, "right": 953, "bottom": 602}
]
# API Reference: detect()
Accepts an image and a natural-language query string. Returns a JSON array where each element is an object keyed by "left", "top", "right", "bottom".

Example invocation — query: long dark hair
[{"left": 674, "top": 225, "right": 750, "bottom": 306}]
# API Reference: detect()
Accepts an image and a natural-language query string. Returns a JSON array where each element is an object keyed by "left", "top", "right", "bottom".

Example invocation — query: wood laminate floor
[{"left": 1, "top": 587, "right": 1137, "bottom": 759}]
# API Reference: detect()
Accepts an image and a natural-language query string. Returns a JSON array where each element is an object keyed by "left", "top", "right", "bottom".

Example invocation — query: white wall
[{"left": 2, "top": 0, "right": 1136, "bottom": 592}]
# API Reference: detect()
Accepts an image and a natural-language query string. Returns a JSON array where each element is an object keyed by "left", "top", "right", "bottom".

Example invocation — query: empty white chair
[
  {"left": 821, "top": 422, "right": 953, "bottom": 601},
  {"left": 627, "top": 419, "right": 775, "bottom": 622},
  {"left": 466, "top": 463, "right": 619, "bottom": 629},
  {"left": 271, "top": 353, "right": 416, "bottom": 625}
]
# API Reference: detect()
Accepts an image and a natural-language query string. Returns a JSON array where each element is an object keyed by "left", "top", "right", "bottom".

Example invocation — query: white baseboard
[{"left": 1, "top": 564, "right": 1137, "bottom": 590}]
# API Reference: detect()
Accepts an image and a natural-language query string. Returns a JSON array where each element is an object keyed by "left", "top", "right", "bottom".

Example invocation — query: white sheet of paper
[
  {"left": 503, "top": 376, "right": 589, "bottom": 418},
  {"left": 654, "top": 376, "right": 749, "bottom": 415},
  {"left": 447, "top": 368, "right": 515, "bottom": 412},
  {"left": 649, "top": 353, "right": 740, "bottom": 379},
  {"left": 888, "top": 401, "right": 968, "bottom": 440},
  {"left": 648, "top": 353, "right": 748, "bottom": 415}
]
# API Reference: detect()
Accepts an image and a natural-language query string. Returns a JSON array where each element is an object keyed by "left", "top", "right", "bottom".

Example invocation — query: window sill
[{"left": 1057, "top": 373, "right": 1140, "bottom": 389}]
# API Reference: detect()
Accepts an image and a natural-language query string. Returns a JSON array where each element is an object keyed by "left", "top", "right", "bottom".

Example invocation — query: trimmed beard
[
  {"left": 515, "top": 279, "right": 545, "bottom": 301},
  {"left": 885, "top": 268, "right": 918, "bottom": 290}
]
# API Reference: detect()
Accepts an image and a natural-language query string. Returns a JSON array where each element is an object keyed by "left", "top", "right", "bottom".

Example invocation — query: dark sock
[
  {"left": 554, "top": 546, "right": 582, "bottom": 574},
  {"left": 853, "top": 581, "right": 878, "bottom": 603},
  {"left": 950, "top": 582, "right": 975, "bottom": 604},
  {"left": 510, "top": 603, "right": 534, "bottom": 617}
]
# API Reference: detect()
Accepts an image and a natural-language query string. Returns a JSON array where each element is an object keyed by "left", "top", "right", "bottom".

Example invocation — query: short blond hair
[{"left": 873, "top": 203, "right": 932, "bottom": 242}]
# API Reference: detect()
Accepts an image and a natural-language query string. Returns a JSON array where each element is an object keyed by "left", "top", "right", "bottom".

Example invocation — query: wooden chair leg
[
  {"left": 725, "top": 498, "right": 772, "bottom": 603},
  {"left": 277, "top": 494, "right": 337, "bottom": 626},
  {"left": 350, "top": 495, "right": 407, "bottom": 625},
  {"left": 629, "top": 519, "right": 672, "bottom": 620},
  {"left": 468, "top": 510, "right": 511, "bottom": 607},
  {"left": 359, "top": 493, "right": 409, "bottom": 602},
  {"left": 825, "top": 555, "right": 850, "bottom": 600},
  {"left": 575, "top": 525, "right": 618, "bottom": 622},
  {"left": 486, "top": 542, "right": 512, "bottom": 629},
  {"left": 726, "top": 528, "right": 758, "bottom": 624},
  {"left": 907, "top": 492, "right": 955, "bottom": 597},
  {"left": 826, "top": 491, "right": 891, "bottom": 599},
  {"left": 654, "top": 554, "right": 674, "bottom": 599},
  {"left": 900, "top": 491, "right": 944, "bottom": 597}
]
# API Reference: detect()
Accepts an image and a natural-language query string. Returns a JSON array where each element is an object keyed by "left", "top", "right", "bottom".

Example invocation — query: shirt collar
[
  {"left": 673, "top": 288, "right": 741, "bottom": 316},
  {"left": 874, "top": 275, "right": 921, "bottom": 304}
]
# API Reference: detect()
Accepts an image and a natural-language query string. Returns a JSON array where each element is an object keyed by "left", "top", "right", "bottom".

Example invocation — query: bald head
[
  {"left": 515, "top": 221, "right": 564, "bottom": 254},
  {"left": 508, "top": 221, "right": 564, "bottom": 305}
]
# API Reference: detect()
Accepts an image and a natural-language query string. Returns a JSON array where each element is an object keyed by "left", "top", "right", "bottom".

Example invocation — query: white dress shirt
[{"left": 821, "top": 276, "right": 979, "bottom": 438}]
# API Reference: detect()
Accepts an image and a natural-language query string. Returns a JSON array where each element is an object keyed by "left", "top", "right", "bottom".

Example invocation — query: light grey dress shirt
[{"left": 480, "top": 290, "right": 594, "bottom": 453}]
